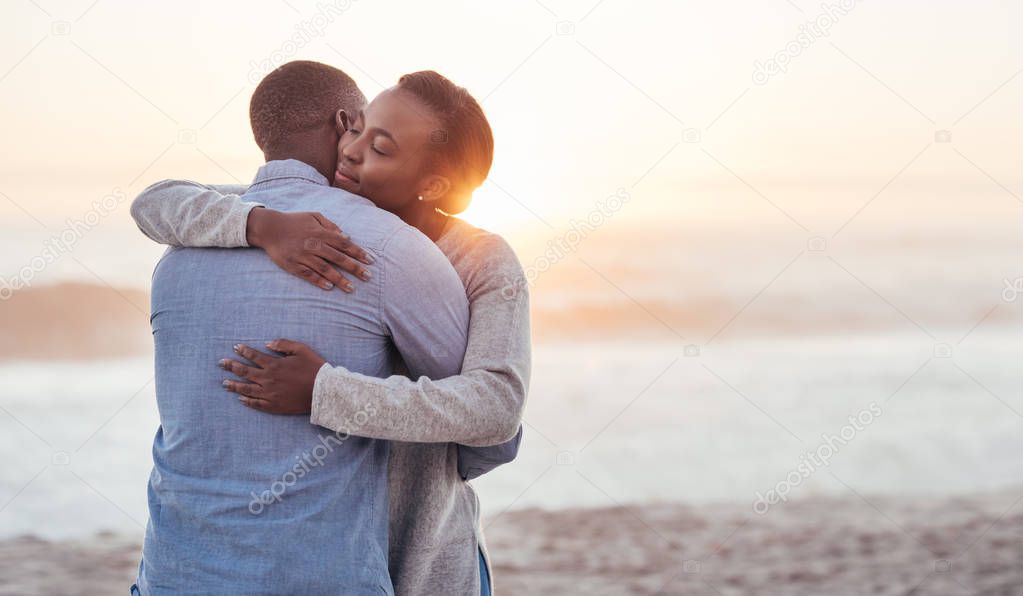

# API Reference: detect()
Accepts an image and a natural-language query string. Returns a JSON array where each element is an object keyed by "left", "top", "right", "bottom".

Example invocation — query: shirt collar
[{"left": 250, "top": 159, "right": 329, "bottom": 188}]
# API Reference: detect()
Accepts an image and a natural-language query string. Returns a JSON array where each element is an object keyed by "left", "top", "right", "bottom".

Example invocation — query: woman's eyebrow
[
  {"left": 366, "top": 123, "right": 398, "bottom": 146},
  {"left": 372, "top": 128, "right": 396, "bottom": 144},
  {"left": 359, "top": 109, "right": 398, "bottom": 147}
]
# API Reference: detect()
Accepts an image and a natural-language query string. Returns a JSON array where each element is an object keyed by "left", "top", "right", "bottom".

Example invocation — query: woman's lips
[{"left": 334, "top": 168, "right": 358, "bottom": 187}]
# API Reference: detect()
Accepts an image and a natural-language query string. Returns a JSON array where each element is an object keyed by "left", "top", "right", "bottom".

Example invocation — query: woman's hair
[{"left": 396, "top": 71, "right": 494, "bottom": 215}]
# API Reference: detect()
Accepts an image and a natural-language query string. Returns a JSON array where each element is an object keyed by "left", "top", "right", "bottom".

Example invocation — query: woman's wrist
[{"left": 245, "top": 207, "right": 274, "bottom": 248}]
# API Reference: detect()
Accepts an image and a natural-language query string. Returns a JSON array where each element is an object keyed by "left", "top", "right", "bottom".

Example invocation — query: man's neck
[
  {"left": 264, "top": 152, "right": 332, "bottom": 181},
  {"left": 264, "top": 132, "right": 335, "bottom": 180}
]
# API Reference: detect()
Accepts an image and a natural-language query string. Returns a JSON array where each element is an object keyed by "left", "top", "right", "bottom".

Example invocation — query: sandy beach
[{"left": 3, "top": 492, "right": 1021, "bottom": 595}]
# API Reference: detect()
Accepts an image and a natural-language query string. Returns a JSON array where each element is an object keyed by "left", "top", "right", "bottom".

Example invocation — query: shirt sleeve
[
  {"left": 130, "top": 180, "right": 260, "bottom": 247},
  {"left": 310, "top": 233, "right": 531, "bottom": 447},
  {"left": 457, "top": 424, "right": 524, "bottom": 481}
]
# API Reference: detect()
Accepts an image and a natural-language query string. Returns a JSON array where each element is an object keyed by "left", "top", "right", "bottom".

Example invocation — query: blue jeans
[{"left": 479, "top": 548, "right": 491, "bottom": 596}]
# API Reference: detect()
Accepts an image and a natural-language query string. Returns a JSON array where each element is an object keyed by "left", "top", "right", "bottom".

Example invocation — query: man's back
[{"left": 139, "top": 160, "right": 469, "bottom": 595}]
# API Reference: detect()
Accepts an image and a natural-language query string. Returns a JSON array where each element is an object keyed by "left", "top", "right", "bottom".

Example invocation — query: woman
[{"left": 131, "top": 71, "right": 530, "bottom": 596}]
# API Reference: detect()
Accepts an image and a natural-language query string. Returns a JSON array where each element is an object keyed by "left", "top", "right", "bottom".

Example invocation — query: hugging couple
[{"left": 129, "top": 60, "right": 530, "bottom": 595}]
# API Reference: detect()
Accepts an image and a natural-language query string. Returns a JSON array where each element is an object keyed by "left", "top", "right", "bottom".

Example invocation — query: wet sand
[{"left": 3, "top": 493, "right": 1022, "bottom": 595}]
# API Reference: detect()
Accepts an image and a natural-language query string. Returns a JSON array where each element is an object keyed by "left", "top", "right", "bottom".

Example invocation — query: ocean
[{"left": 2, "top": 330, "right": 1022, "bottom": 540}]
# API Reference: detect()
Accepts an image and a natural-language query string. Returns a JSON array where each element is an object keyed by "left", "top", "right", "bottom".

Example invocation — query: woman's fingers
[
  {"left": 309, "top": 214, "right": 363, "bottom": 262},
  {"left": 293, "top": 264, "right": 337, "bottom": 291},
  {"left": 266, "top": 339, "right": 309, "bottom": 356},
  {"left": 304, "top": 256, "right": 354, "bottom": 293},
  {"left": 219, "top": 358, "right": 260, "bottom": 380},
  {"left": 311, "top": 212, "right": 342, "bottom": 234},
  {"left": 233, "top": 344, "right": 276, "bottom": 367},
  {"left": 238, "top": 396, "right": 274, "bottom": 412},
  {"left": 292, "top": 256, "right": 354, "bottom": 292},
  {"left": 318, "top": 230, "right": 374, "bottom": 266},
  {"left": 315, "top": 245, "right": 371, "bottom": 282},
  {"left": 222, "top": 379, "right": 263, "bottom": 398}
]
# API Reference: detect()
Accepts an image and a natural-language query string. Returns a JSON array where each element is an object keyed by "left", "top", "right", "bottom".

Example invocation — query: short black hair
[
  {"left": 396, "top": 71, "right": 493, "bottom": 215},
  {"left": 249, "top": 60, "right": 366, "bottom": 154}
]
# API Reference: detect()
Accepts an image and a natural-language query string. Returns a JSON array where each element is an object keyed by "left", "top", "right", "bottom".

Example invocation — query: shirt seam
[
  {"left": 249, "top": 174, "right": 326, "bottom": 189},
  {"left": 376, "top": 224, "right": 417, "bottom": 332}
]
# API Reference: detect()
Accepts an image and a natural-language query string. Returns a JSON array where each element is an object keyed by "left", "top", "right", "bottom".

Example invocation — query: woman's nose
[{"left": 341, "top": 144, "right": 361, "bottom": 164}]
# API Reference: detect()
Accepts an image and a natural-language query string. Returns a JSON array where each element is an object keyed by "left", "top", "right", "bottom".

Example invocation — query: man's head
[{"left": 249, "top": 61, "right": 366, "bottom": 180}]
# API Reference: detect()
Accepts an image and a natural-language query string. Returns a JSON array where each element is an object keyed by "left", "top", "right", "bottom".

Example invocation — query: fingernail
[
  {"left": 361, "top": 270, "right": 372, "bottom": 280},
  {"left": 323, "top": 282, "right": 334, "bottom": 290},
  {"left": 222, "top": 379, "right": 230, "bottom": 387},
  {"left": 218, "top": 359, "right": 228, "bottom": 368},
  {"left": 265, "top": 342, "right": 274, "bottom": 348},
  {"left": 233, "top": 344, "right": 241, "bottom": 352},
  {"left": 362, "top": 253, "right": 375, "bottom": 264}
]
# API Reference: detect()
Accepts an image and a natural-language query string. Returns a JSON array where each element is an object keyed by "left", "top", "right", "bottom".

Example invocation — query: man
[{"left": 135, "top": 61, "right": 470, "bottom": 594}]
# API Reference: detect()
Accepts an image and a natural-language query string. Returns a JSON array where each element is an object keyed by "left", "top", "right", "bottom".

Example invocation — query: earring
[{"left": 417, "top": 195, "right": 424, "bottom": 201}]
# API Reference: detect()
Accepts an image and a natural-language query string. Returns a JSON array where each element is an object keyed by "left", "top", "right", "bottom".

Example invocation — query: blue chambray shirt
[{"left": 138, "top": 160, "right": 469, "bottom": 595}]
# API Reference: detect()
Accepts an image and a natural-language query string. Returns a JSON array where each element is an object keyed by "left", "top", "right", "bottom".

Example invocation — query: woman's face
[{"left": 332, "top": 87, "right": 439, "bottom": 213}]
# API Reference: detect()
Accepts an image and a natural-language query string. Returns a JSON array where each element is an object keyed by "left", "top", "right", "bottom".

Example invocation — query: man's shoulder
[
  {"left": 378, "top": 221, "right": 446, "bottom": 260},
  {"left": 264, "top": 185, "right": 413, "bottom": 249},
  {"left": 374, "top": 223, "right": 464, "bottom": 296}
]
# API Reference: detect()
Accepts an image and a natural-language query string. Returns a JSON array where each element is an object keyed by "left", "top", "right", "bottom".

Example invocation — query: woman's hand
[
  {"left": 246, "top": 208, "right": 374, "bottom": 292},
  {"left": 220, "top": 340, "right": 327, "bottom": 414}
]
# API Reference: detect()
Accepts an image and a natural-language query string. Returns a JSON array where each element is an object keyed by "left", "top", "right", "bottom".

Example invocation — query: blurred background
[{"left": 1, "top": 0, "right": 1022, "bottom": 593}]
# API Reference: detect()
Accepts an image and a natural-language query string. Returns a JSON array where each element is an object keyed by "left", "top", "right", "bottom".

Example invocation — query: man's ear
[
  {"left": 335, "top": 109, "right": 351, "bottom": 134},
  {"left": 418, "top": 174, "right": 452, "bottom": 203}
]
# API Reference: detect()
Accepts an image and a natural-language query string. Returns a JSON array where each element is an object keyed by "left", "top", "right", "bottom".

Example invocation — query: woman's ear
[
  {"left": 335, "top": 109, "right": 351, "bottom": 134},
  {"left": 418, "top": 174, "right": 452, "bottom": 203}
]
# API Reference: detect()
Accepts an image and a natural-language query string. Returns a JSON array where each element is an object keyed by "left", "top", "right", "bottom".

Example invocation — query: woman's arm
[
  {"left": 309, "top": 234, "right": 531, "bottom": 447},
  {"left": 130, "top": 179, "right": 373, "bottom": 290},
  {"left": 131, "top": 180, "right": 253, "bottom": 246}
]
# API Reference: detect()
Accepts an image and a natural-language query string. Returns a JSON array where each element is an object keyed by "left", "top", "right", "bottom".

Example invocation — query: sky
[{"left": 0, "top": 0, "right": 1021, "bottom": 287}]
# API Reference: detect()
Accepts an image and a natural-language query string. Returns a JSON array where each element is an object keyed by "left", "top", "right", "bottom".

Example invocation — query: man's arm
[
  {"left": 311, "top": 234, "right": 530, "bottom": 447},
  {"left": 130, "top": 180, "right": 254, "bottom": 246},
  {"left": 457, "top": 425, "right": 523, "bottom": 481},
  {"left": 381, "top": 225, "right": 470, "bottom": 378}
]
